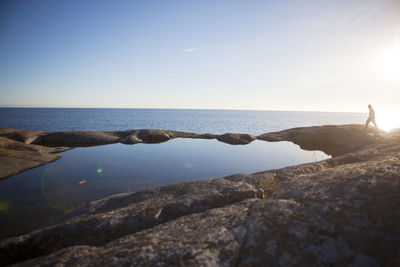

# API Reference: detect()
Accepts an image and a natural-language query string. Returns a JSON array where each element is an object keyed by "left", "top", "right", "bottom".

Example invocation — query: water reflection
[{"left": 0, "top": 139, "right": 329, "bottom": 239}]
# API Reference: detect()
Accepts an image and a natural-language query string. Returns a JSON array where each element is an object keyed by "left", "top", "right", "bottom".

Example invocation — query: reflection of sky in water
[{"left": 0, "top": 139, "right": 329, "bottom": 239}]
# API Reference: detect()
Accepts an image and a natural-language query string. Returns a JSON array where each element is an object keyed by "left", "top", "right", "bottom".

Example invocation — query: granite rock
[
  {"left": 1, "top": 125, "right": 400, "bottom": 265},
  {"left": 0, "top": 128, "right": 44, "bottom": 144},
  {"left": 217, "top": 133, "right": 256, "bottom": 145},
  {"left": 33, "top": 131, "right": 120, "bottom": 146},
  {"left": 0, "top": 137, "right": 70, "bottom": 179},
  {"left": 257, "top": 124, "right": 382, "bottom": 156}
]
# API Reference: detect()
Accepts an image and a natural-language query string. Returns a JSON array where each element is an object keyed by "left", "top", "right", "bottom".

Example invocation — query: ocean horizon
[{"left": 0, "top": 107, "right": 366, "bottom": 135}]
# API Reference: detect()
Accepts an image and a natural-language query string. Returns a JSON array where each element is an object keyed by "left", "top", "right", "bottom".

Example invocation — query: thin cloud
[{"left": 184, "top": 47, "right": 200, "bottom": 53}]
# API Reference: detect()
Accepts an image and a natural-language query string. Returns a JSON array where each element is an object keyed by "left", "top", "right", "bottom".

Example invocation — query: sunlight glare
[
  {"left": 375, "top": 46, "right": 400, "bottom": 80},
  {"left": 375, "top": 111, "right": 400, "bottom": 132}
]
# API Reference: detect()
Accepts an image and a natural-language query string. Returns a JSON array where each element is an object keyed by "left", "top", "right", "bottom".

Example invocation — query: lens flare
[
  {"left": 0, "top": 201, "right": 10, "bottom": 212},
  {"left": 41, "top": 165, "right": 72, "bottom": 212},
  {"left": 79, "top": 179, "right": 87, "bottom": 184},
  {"left": 96, "top": 168, "right": 103, "bottom": 173}
]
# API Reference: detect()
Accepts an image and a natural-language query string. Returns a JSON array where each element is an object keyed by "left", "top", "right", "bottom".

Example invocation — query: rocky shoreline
[
  {"left": 0, "top": 125, "right": 384, "bottom": 179},
  {"left": 0, "top": 125, "right": 399, "bottom": 265}
]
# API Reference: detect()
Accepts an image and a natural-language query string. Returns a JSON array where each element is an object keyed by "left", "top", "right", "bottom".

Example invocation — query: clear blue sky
[{"left": 0, "top": 0, "right": 399, "bottom": 111}]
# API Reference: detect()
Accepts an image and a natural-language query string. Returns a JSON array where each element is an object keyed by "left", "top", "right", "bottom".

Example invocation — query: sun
[
  {"left": 375, "top": 46, "right": 400, "bottom": 80},
  {"left": 375, "top": 111, "right": 400, "bottom": 132}
]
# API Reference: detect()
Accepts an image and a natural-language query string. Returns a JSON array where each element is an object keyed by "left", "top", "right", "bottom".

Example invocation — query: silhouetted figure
[{"left": 365, "top": 104, "right": 378, "bottom": 128}]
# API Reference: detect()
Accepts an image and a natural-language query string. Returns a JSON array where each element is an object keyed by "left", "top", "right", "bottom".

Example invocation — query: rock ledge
[{"left": 0, "top": 125, "right": 399, "bottom": 265}]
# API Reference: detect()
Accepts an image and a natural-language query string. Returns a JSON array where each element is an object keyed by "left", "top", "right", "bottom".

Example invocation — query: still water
[{"left": 0, "top": 139, "right": 328, "bottom": 239}]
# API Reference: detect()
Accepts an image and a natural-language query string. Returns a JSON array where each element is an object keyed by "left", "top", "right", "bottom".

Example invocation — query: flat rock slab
[
  {"left": 0, "top": 137, "right": 70, "bottom": 179},
  {"left": 257, "top": 124, "right": 382, "bottom": 156}
]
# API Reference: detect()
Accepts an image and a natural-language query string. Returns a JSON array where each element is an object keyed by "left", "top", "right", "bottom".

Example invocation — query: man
[{"left": 365, "top": 104, "right": 378, "bottom": 128}]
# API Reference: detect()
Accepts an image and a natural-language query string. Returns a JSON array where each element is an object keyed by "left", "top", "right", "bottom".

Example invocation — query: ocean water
[{"left": 0, "top": 108, "right": 366, "bottom": 134}]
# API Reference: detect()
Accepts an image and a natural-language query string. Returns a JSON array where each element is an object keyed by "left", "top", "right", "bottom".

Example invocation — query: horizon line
[{"left": 0, "top": 106, "right": 365, "bottom": 114}]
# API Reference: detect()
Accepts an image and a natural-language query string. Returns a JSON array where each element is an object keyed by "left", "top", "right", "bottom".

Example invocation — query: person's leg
[
  {"left": 372, "top": 119, "right": 378, "bottom": 128},
  {"left": 365, "top": 117, "right": 371, "bottom": 127}
]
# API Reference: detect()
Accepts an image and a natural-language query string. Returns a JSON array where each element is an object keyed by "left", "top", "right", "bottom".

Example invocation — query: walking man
[{"left": 365, "top": 104, "right": 378, "bottom": 128}]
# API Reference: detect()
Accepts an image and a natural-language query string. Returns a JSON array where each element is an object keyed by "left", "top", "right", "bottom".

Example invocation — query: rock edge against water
[
  {"left": 0, "top": 125, "right": 399, "bottom": 266},
  {"left": 0, "top": 125, "right": 388, "bottom": 179}
]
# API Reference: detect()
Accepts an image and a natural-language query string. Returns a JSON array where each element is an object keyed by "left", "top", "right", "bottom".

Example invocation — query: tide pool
[{"left": 0, "top": 138, "right": 329, "bottom": 239}]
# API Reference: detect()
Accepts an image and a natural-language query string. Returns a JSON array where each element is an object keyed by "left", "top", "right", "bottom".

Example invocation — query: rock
[
  {"left": 136, "top": 129, "right": 171, "bottom": 143},
  {"left": 117, "top": 129, "right": 216, "bottom": 144},
  {"left": 0, "top": 175, "right": 262, "bottom": 265},
  {"left": 239, "top": 151, "right": 400, "bottom": 266},
  {"left": 119, "top": 134, "right": 142, "bottom": 144},
  {"left": 217, "top": 133, "right": 256, "bottom": 145},
  {"left": 33, "top": 131, "right": 120, "bottom": 146},
  {"left": 0, "top": 148, "right": 58, "bottom": 179},
  {"left": 0, "top": 125, "right": 391, "bottom": 154},
  {"left": 164, "top": 130, "right": 200, "bottom": 139},
  {"left": 10, "top": 141, "right": 400, "bottom": 266},
  {"left": 0, "top": 128, "right": 44, "bottom": 144},
  {"left": 326, "top": 153, "right": 362, "bottom": 167},
  {"left": 199, "top": 133, "right": 218, "bottom": 139},
  {"left": 16, "top": 200, "right": 257, "bottom": 266},
  {"left": 0, "top": 137, "right": 70, "bottom": 179},
  {"left": 117, "top": 129, "right": 172, "bottom": 144},
  {"left": 1, "top": 125, "right": 400, "bottom": 265},
  {"left": 257, "top": 124, "right": 380, "bottom": 156}
]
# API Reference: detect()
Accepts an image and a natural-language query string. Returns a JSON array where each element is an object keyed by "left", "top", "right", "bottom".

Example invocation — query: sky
[{"left": 0, "top": 0, "right": 399, "bottom": 112}]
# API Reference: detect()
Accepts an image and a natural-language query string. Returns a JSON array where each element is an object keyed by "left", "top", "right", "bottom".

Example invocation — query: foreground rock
[{"left": 1, "top": 127, "right": 399, "bottom": 265}]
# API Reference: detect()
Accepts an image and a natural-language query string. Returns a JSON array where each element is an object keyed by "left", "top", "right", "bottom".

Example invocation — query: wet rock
[{"left": 217, "top": 133, "right": 256, "bottom": 145}]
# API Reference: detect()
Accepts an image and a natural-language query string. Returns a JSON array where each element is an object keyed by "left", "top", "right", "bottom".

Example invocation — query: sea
[
  {"left": 0, "top": 108, "right": 366, "bottom": 134},
  {"left": 0, "top": 108, "right": 367, "bottom": 239}
]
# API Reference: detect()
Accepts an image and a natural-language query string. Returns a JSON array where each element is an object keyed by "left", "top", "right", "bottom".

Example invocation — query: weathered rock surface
[
  {"left": 1, "top": 126, "right": 399, "bottom": 266},
  {"left": 1, "top": 124, "right": 382, "bottom": 154},
  {"left": 257, "top": 124, "right": 383, "bottom": 156},
  {"left": 217, "top": 133, "right": 256, "bottom": 145},
  {"left": 0, "top": 128, "right": 44, "bottom": 144},
  {"left": 0, "top": 137, "right": 70, "bottom": 179},
  {"left": 33, "top": 131, "right": 121, "bottom": 146}
]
